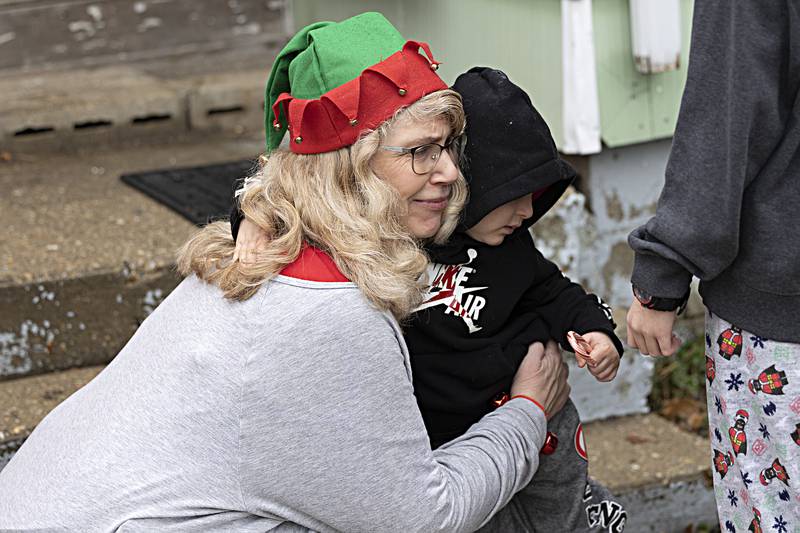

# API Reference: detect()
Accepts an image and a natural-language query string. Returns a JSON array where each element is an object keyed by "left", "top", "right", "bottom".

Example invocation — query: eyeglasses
[{"left": 381, "top": 134, "right": 465, "bottom": 175}]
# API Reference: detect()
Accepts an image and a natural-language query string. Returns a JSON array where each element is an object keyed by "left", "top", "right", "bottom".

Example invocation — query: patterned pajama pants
[{"left": 705, "top": 312, "right": 800, "bottom": 533}]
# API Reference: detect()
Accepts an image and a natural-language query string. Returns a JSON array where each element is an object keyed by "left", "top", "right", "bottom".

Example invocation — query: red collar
[{"left": 279, "top": 245, "right": 349, "bottom": 282}]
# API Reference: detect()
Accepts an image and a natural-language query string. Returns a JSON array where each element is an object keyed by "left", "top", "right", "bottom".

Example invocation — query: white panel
[
  {"left": 629, "top": 0, "right": 682, "bottom": 74},
  {"left": 561, "top": 0, "right": 601, "bottom": 154}
]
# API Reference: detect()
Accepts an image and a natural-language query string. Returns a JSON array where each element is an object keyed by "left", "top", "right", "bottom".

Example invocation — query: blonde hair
[{"left": 177, "top": 89, "right": 466, "bottom": 320}]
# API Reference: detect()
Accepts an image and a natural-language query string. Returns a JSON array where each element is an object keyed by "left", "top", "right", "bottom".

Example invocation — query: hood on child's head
[{"left": 452, "top": 67, "right": 576, "bottom": 233}]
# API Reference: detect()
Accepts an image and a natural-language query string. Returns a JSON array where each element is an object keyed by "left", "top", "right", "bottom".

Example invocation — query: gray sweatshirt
[
  {"left": 629, "top": 0, "right": 800, "bottom": 342},
  {"left": 0, "top": 275, "right": 546, "bottom": 532}
]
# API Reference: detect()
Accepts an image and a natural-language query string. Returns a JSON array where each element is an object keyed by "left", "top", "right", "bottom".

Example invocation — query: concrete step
[
  {"left": 0, "top": 366, "right": 717, "bottom": 531},
  {"left": 1, "top": 0, "right": 290, "bottom": 152},
  {"left": 0, "top": 133, "right": 263, "bottom": 380},
  {"left": 585, "top": 414, "right": 718, "bottom": 532},
  {"left": 1, "top": 58, "right": 273, "bottom": 153}
]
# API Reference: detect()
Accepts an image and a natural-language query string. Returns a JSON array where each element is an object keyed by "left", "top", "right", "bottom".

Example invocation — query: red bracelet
[
  {"left": 510, "top": 394, "right": 548, "bottom": 418},
  {"left": 509, "top": 396, "right": 557, "bottom": 454}
]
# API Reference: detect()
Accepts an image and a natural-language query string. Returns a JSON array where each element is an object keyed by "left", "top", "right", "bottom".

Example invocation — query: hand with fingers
[
  {"left": 567, "top": 331, "right": 621, "bottom": 382},
  {"left": 625, "top": 299, "right": 682, "bottom": 357},
  {"left": 232, "top": 217, "right": 270, "bottom": 264},
  {"left": 581, "top": 332, "right": 620, "bottom": 382},
  {"left": 511, "top": 341, "right": 571, "bottom": 420},
  {"left": 542, "top": 338, "right": 562, "bottom": 364}
]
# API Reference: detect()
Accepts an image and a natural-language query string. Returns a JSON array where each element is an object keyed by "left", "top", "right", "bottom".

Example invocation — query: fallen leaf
[{"left": 625, "top": 433, "right": 654, "bottom": 444}]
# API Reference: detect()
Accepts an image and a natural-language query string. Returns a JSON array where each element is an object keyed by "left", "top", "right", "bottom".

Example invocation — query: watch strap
[{"left": 632, "top": 284, "right": 689, "bottom": 314}]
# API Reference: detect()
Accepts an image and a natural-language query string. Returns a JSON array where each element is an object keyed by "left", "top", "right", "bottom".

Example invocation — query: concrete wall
[
  {"left": 0, "top": 0, "right": 290, "bottom": 150},
  {"left": 0, "top": 0, "right": 289, "bottom": 73},
  {"left": 532, "top": 139, "right": 670, "bottom": 308}
]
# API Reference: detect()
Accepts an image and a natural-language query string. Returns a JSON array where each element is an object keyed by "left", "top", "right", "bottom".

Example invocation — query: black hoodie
[{"left": 405, "top": 68, "right": 623, "bottom": 447}]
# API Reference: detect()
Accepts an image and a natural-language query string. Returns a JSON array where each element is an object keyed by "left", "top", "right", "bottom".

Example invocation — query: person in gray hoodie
[{"left": 626, "top": 1, "right": 800, "bottom": 530}]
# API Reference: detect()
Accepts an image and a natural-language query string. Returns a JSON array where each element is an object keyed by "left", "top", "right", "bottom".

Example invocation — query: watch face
[{"left": 633, "top": 286, "right": 653, "bottom": 305}]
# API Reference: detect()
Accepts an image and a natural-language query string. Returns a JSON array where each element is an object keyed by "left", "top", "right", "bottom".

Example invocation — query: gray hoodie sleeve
[
  {"left": 628, "top": 0, "right": 793, "bottom": 298},
  {"left": 238, "top": 285, "right": 546, "bottom": 533}
]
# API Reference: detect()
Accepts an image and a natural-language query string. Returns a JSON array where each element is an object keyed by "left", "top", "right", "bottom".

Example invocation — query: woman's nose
[{"left": 430, "top": 148, "right": 459, "bottom": 184}]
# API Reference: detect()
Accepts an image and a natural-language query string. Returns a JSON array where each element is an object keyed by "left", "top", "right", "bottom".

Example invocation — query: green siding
[
  {"left": 292, "top": 0, "right": 564, "bottom": 144},
  {"left": 291, "top": 0, "right": 694, "bottom": 149},
  {"left": 291, "top": 0, "right": 404, "bottom": 34},
  {"left": 593, "top": 0, "right": 693, "bottom": 147},
  {"left": 400, "top": 0, "right": 563, "bottom": 146}
]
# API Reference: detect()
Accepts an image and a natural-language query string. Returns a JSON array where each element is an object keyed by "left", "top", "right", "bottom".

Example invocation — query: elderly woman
[{"left": 0, "top": 12, "right": 569, "bottom": 533}]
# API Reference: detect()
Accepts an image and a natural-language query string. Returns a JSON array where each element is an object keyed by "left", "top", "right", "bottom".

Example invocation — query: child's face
[{"left": 465, "top": 193, "right": 534, "bottom": 245}]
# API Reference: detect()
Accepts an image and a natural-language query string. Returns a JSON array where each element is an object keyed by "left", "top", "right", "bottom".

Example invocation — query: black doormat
[{"left": 120, "top": 158, "right": 257, "bottom": 225}]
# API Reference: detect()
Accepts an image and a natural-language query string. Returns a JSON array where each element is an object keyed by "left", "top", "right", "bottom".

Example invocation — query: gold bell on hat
[
  {"left": 398, "top": 88, "right": 407, "bottom": 96},
  {"left": 273, "top": 122, "right": 281, "bottom": 131},
  {"left": 430, "top": 62, "right": 440, "bottom": 71},
  {"left": 294, "top": 136, "right": 303, "bottom": 144}
]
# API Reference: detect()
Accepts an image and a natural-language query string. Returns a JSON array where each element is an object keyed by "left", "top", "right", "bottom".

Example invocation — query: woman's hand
[
  {"left": 543, "top": 338, "right": 561, "bottom": 362},
  {"left": 232, "top": 217, "right": 270, "bottom": 264},
  {"left": 580, "top": 332, "right": 621, "bottom": 382},
  {"left": 510, "top": 341, "right": 570, "bottom": 420}
]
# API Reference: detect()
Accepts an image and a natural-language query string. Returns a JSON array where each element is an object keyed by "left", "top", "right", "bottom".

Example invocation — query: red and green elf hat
[{"left": 265, "top": 12, "right": 447, "bottom": 154}]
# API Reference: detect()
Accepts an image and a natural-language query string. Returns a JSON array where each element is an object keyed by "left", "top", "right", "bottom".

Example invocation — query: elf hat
[{"left": 265, "top": 12, "right": 448, "bottom": 154}]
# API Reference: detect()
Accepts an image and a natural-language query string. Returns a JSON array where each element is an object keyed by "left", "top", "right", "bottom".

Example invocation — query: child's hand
[
  {"left": 580, "top": 331, "right": 620, "bottom": 382},
  {"left": 232, "top": 217, "right": 270, "bottom": 264}
]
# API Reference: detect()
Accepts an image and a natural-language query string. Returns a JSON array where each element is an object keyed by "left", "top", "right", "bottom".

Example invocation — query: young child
[
  {"left": 231, "top": 67, "right": 626, "bottom": 532},
  {"left": 405, "top": 66, "right": 627, "bottom": 532}
]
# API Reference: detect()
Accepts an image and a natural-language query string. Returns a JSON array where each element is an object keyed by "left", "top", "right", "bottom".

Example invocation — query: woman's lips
[{"left": 413, "top": 197, "right": 449, "bottom": 211}]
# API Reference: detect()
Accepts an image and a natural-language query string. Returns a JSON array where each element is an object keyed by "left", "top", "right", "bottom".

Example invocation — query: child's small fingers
[
  {"left": 591, "top": 365, "right": 610, "bottom": 381},
  {"left": 601, "top": 367, "right": 618, "bottom": 382},
  {"left": 598, "top": 361, "right": 614, "bottom": 378},
  {"left": 632, "top": 332, "right": 649, "bottom": 355},
  {"left": 592, "top": 359, "right": 611, "bottom": 374}
]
